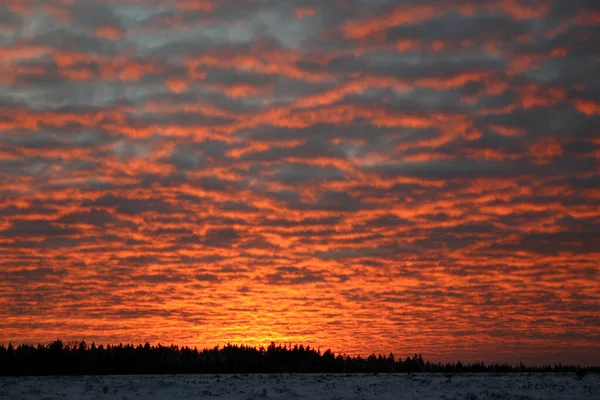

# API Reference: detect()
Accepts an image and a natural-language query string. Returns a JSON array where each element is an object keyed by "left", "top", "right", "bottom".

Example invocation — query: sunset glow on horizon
[{"left": 1, "top": 0, "right": 599, "bottom": 366}]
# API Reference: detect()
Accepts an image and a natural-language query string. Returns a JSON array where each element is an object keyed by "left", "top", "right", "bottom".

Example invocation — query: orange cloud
[
  {"left": 295, "top": 6, "right": 317, "bottom": 20},
  {"left": 96, "top": 26, "right": 123, "bottom": 40},
  {"left": 343, "top": 5, "right": 439, "bottom": 39},
  {"left": 574, "top": 100, "right": 600, "bottom": 116},
  {"left": 0, "top": 0, "right": 598, "bottom": 367}
]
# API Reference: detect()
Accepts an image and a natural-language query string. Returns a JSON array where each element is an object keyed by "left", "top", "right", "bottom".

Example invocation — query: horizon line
[{"left": 2, "top": 339, "right": 598, "bottom": 368}]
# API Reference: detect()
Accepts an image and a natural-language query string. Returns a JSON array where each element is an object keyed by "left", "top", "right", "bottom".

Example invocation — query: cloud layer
[{"left": 1, "top": 0, "right": 599, "bottom": 364}]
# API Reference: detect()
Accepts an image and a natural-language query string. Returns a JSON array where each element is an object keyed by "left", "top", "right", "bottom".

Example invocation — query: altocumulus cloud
[{"left": 0, "top": 0, "right": 599, "bottom": 365}]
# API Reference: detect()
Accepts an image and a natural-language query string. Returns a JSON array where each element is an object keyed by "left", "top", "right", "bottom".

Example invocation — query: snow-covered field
[{"left": 1, "top": 373, "right": 598, "bottom": 399}]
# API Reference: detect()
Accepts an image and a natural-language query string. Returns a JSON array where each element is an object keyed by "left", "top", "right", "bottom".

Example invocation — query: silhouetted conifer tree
[{"left": 0, "top": 341, "right": 596, "bottom": 376}]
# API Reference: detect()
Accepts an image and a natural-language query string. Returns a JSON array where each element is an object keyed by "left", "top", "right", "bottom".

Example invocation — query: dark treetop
[{"left": 1, "top": 341, "right": 597, "bottom": 376}]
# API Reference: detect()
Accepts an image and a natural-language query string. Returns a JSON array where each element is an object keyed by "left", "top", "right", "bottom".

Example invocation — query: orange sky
[{"left": 1, "top": 0, "right": 599, "bottom": 365}]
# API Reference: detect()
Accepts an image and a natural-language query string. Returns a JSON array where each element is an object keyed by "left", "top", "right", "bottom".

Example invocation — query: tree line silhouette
[{"left": 0, "top": 341, "right": 597, "bottom": 376}]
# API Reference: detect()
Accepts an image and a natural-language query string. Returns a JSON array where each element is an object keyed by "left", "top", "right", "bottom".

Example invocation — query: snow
[{"left": 1, "top": 373, "right": 598, "bottom": 399}]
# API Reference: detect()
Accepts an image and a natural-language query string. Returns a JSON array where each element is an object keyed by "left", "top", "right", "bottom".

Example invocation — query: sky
[{"left": 1, "top": 0, "right": 599, "bottom": 365}]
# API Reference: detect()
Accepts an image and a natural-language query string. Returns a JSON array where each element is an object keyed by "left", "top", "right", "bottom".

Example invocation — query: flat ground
[{"left": 1, "top": 373, "right": 598, "bottom": 399}]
